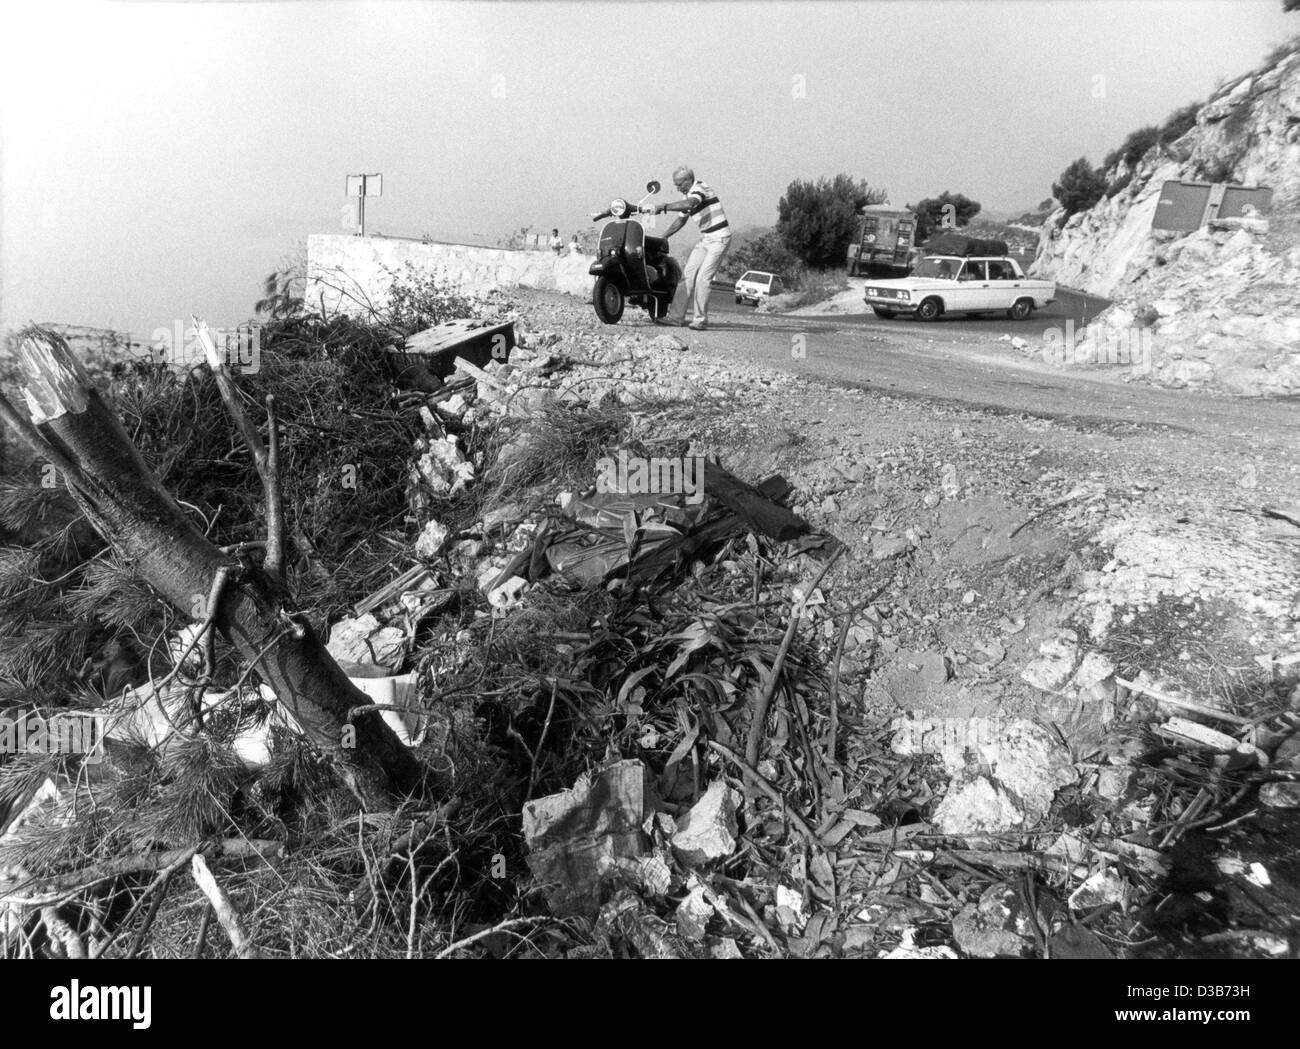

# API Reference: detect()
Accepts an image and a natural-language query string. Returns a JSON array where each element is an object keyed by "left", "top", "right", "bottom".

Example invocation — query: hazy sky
[{"left": 2, "top": 0, "right": 1296, "bottom": 334}]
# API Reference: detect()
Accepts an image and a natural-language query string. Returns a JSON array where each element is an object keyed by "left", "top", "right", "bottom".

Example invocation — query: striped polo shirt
[{"left": 686, "top": 181, "right": 729, "bottom": 234}]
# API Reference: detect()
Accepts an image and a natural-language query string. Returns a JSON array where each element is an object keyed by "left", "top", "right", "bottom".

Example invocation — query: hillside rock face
[{"left": 1030, "top": 47, "right": 1300, "bottom": 396}]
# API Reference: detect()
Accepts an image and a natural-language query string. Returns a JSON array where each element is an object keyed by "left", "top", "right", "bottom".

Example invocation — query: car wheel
[
  {"left": 1008, "top": 298, "right": 1033, "bottom": 321},
  {"left": 593, "top": 277, "right": 625, "bottom": 324},
  {"left": 735, "top": 296, "right": 742, "bottom": 304},
  {"left": 915, "top": 297, "right": 942, "bottom": 322},
  {"left": 872, "top": 307, "right": 898, "bottom": 319}
]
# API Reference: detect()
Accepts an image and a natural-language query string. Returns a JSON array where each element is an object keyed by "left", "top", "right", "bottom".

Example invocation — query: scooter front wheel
[{"left": 593, "top": 277, "right": 625, "bottom": 324}]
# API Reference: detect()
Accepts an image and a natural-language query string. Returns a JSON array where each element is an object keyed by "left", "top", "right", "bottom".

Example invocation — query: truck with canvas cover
[{"left": 847, "top": 205, "right": 916, "bottom": 275}]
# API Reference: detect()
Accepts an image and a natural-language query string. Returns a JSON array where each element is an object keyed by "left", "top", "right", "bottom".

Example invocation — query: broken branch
[{"left": 190, "top": 853, "right": 260, "bottom": 959}]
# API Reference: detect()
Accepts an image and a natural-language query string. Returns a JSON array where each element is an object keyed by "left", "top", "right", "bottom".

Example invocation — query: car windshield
[
  {"left": 741, "top": 272, "right": 772, "bottom": 285},
  {"left": 914, "top": 257, "right": 958, "bottom": 279}
]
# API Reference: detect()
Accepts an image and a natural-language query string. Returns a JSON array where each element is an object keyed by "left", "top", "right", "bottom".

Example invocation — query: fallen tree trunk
[{"left": 0, "top": 328, "right": 426, "bottom": 807}]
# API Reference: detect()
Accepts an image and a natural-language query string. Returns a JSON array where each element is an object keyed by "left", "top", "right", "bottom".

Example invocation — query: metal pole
[{"left": 359, "top": 176, "right": 366, "bottom": 237}]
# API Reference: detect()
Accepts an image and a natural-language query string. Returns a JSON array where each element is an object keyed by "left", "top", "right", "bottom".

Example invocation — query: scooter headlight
[{"left": 609, "top": 198, "right": 629, "bottom": 218}]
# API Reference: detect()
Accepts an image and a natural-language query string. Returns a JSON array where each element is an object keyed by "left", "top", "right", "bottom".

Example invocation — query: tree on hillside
[
  {"left": 911, "top": 191, "right": 982, "bottom": 242},
  {"left": 1052, "top": 157, "right": 1107, "bottom": 219},
  {"left": 777, "top": 174, "right": 887, "bottom": 269}
]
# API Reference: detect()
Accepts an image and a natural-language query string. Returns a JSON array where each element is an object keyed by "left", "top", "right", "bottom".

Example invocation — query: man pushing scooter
[{"left": 651, "top": 166, "right": 731, "bottom": 331}]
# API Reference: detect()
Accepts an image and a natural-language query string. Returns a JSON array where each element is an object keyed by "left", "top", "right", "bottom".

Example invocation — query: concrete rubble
[{"left": 892, "top": 715, "right": 1078, "bottom": 834}]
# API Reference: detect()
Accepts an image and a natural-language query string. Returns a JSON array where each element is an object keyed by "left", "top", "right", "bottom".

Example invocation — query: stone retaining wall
[{"left": 306, "top": 234, "right": 595, "bottom": 317}]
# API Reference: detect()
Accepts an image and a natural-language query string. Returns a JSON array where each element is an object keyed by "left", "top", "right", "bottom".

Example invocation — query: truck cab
[{"left": 847, "top": 205, "right": 916, "bottom": 276}]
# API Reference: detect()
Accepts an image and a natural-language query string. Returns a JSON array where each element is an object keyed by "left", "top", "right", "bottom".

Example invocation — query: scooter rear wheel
[{"left": 593, "top": 277, "right": 625, "bottom": 324}]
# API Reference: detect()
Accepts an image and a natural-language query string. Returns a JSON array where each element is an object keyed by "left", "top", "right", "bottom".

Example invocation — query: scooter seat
[{"left": 644, "top": 235, "right": 671, "bottom": 256}]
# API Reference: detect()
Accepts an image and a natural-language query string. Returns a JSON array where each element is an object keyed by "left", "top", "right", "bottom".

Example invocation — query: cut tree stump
[{"left": 0, "top": 327, "right": 427, "bottom": 807}]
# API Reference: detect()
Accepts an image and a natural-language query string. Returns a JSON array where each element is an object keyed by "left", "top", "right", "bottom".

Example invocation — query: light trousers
[{"left": 671, "top": 231, "right": 732, "bottom": 324}]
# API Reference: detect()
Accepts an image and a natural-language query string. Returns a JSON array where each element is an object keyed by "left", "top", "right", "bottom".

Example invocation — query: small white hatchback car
[{"left": 734, "top": 271, "right": 783, "bottom": 306}]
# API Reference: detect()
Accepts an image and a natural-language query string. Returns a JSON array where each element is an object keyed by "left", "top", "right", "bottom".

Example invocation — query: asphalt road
[
  {"left": 656, "top": 289, "right": 1300, "bottom": 457},
  {"left": 712, "top": 286, "right": 1110, "bottom": 335}
]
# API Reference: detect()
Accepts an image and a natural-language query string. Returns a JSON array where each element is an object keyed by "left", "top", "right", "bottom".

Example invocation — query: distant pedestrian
[
  {"left": 569, "top": 234, "right": 582, "bottom": 254},
  {"left": 549, "top": 228, "right": 563, "bottom": 254},
  {"left": 654, "top": 166, "right": 731, "bottom": 330}
]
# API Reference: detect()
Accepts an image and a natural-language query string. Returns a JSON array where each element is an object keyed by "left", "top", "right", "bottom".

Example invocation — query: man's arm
[
  {"left": 660, "top": 211, "right": 688, "bottom": 237},
  {"left": 656, "top": 191, "right": 702, "bottom": 236}
]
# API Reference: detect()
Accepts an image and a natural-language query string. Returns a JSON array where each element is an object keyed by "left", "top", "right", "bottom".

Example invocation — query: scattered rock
[
  {"left": 710, "top": 937, "right": 744, "bottom": 959},
  {"left": 940, "top": 463, "right": 959, "bottom": 500},
  {"left": 1096, "top": 764, "right": 1135, "bottom": 803},
  {"left": 413, "top": 434, "right": 475, "bottom": 497},
  {"left": 414, "top": 519, "right": 450, "bottom": 558},
  {"left": 893, "top": 716, "right": 1077, "bottom": 833},
  {"left": 952, "top": 884, "right": 1038, "bottom": 958},
  {"left": 1073, "top": 650, "right": 1116, "bottom": 690},
  {"left": 933, "top": 777, "right": 1025, "bottom": 835},
  {"left": 674, "top": 883, "right": 714, "bottom": 942},
  {"left": 871, "top": 534, "right": 914, "bottom": 561},
  {"left": 671, "top": 779, "right": 740, "bottom": 867},
  {"left": 914, "top": 651, "right": 949, "bottom": 685},
  {"left": 434, "top": 393, "right": 469, "bottom": 420},
  {"left": 1020, "top": 629, "right": 1080, "bottom": 692},
  {"left": 879, "top": 927, "right": 959, "bottom": 959},
  {"left": 1068, "top": 869, "right": 1127, "bottom": 911},
  {"left": 650, "top": 334, "right": 688, "bottom": 353}
]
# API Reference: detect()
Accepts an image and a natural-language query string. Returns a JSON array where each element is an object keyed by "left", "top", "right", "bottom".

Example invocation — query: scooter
[{"left": 588, "top": 180, "right": 682, "bottom": 324}]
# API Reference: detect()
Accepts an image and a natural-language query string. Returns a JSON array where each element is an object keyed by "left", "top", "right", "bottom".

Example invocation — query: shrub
[
  {"left": 1052, "top": 158, "right": 1108, "bottom": 218},
  {"left": 382, "top": 262, "right": 476, "bottom": 336},
  {"left": 1105, "top": 172, "right": 1134, "bottom": 199},
  {"left": 1263, "top": 30, "right": 1300, "bottom": 69},
  {"left": 1120, "top": 125, "right": 1161, "bottom": 169},
  {"left": 1160, "top": 102, "right": 1201, "bottom": 145}
]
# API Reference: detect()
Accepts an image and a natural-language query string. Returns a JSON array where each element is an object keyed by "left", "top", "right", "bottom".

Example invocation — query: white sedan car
[{"left": 863, "top": 255, "right": 1055, "bottom": 322}]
